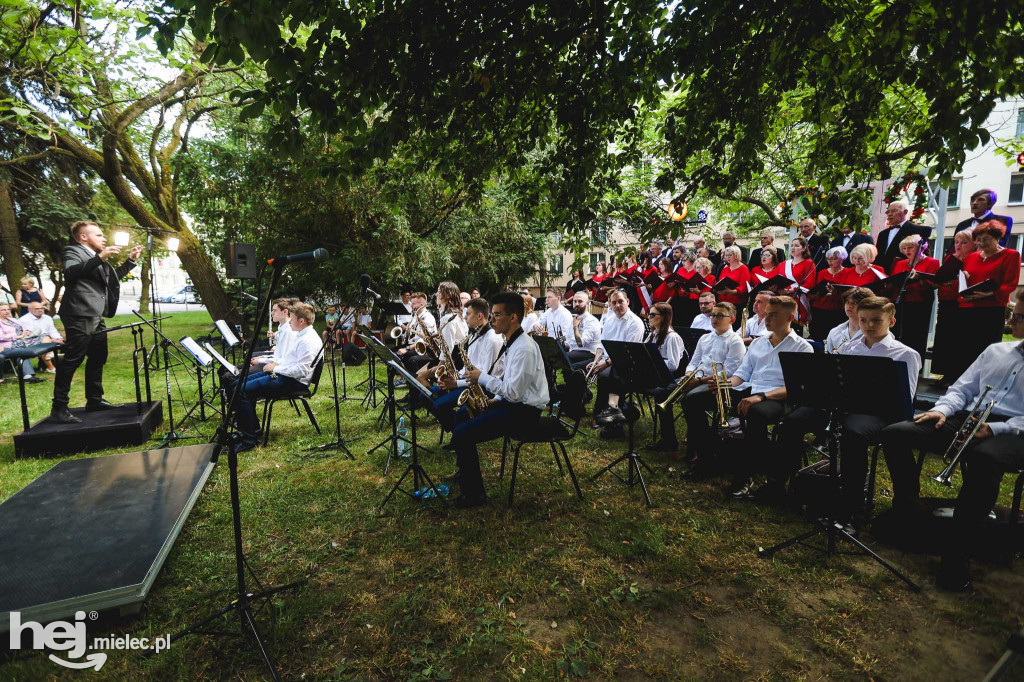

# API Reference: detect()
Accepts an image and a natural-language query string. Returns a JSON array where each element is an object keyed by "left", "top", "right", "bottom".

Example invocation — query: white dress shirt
[
  {"left": 541, "top": 305, "right": 573, "bottom": 342},
  {"left": 438, "top": 310, "right": 469, "bottom": 357},
  {"left": 744, "top": 314, "right": 768, "bottom": 339},
  {"left": 457, "top": 327, "right": 504, "bottom": 387},
  {"left": 825, "top": 320, "right": 863, "bottom": 354},
  {"left": 652, "top": 329, "right": 686, "bottom": 374},
  {"left": 733, "top": 330, "right": 813, "bottom": 394},
  {"left": 599, "top": 309, "right": 645, "bottom": 356},
  {"left": 687, "top": 327, "right": 745, "bottom": 377},
  {"left": 411, "top": 309, "right": 437, "bottom": 345},
  {"left": 522, "top": 312, "right": 539, "bottom": 335},
  {"left": 478, "top": 330, "right": 550, "bottom": 410},
  {"left": 969, "top": 210, "right": 994, "bottom": 229},
  {"left": 690, "top": 313, "right": 714, "bottom": 332},
  {"left": 841, "top": 332, "right": 922, "bottom": 398},
  {"left": 569, "top": 311, "right": 602, "bottom": 353},
  {"left": 273, "top": 325, "right": 323, "bottom": 384},
  {"left": 17, "top": 313, "right": 62, "bottom": 341},
  {"left": 272, "top": 322, "right": 294, "bottom": 362},
  {"left": 934, "top": 341, "right": 1024, "bottom": 436}
]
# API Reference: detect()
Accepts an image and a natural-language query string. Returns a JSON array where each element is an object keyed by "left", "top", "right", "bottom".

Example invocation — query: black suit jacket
[
  {"left": 875, "top": 222, "right": 931, "bottom": 274},
  {"left": 829, "top": 232, "right": 873, "bottom": 267},
  {"left": 954, "top": 213, "right": 1014, "bottom": 247},
  {"left": 747, "top": 247, "right": 787, "bottom": 271},
  {"left": 59, "top": 243, "right": 137, "bottom": 318},
  {"left": 804, "top": 233, "right": 830, "bottom": 269}
]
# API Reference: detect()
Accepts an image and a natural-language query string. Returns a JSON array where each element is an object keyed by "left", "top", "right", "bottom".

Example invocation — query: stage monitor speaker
[
  {"left": 224, "top": 243, "right": 257, "bottom": 280},
  {"left": 342, "top": 345, "right": 366, "bottom": 366}
]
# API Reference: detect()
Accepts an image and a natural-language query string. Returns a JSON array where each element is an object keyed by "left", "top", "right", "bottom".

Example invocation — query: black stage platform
[
  {"left": 13, "top": 401, "right": 164, "bottom": 458},
  {"left": 0, "top": 444, "right": 215, "bottom": 631}
]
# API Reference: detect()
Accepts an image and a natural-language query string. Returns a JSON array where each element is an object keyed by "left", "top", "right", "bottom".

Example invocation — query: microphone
[
  {"left": 359, "top": 274, "right": 381, "bottom": 299},
  {"left": 267, "top": 248, "right": 329, "bottom": 266},
  {"left": 240, "top": 292, "right": 258, "bottom": 301}
]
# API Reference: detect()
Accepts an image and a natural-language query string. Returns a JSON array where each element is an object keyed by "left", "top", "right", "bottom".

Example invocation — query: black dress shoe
[
  {"left": 49, "top": 407, "right": 82, "bottom": 424},
  {"left": 728, "top": 476, "right": 755, "bottom": 499},
  {"left": 937, "top": 556, "right": 972, "bottom": 592},
  {"left": 232, "top": 440, "right": 258, "bottom": 455},
  {"left": 595, "top": 406, "right": 624, "bottom": 424},
  {"left": 85, "top": 399, "right": 115, "bottom": 411},
  {"left": 453, "top": 493, "right": 487, "bottom": 509},
  {"left": 22, "top": 376, "right": 44, "bottom": 384}
]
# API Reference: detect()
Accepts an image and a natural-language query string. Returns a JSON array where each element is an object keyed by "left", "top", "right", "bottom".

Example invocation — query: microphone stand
[{"left": 157, "top": 260, "right": 306, "bottom": 681}]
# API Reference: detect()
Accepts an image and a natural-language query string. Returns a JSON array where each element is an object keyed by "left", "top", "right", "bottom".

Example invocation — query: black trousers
[
  {"left": 776, "top": 407, "right": 889, "bottom": 517},
  {"left": 895, "top": 300, "right": 933, "bottom": 361},
  {"left": 593, "top": 367, "right": 618, "bottom": 413},
  {"left": 52, "top": 315, "right": 107, "bottom": 409},
  {"left": 880, "top": 411, "right": 1011, "bottom": 512},
  {"left": 959, "top": 307, "right": 1005, "bottom": 375},
  {"left": 930, "top": 300, "right": 960, "bottom": 377},
  {"left": 652, "top": 381, "right": 683, "bottom": 446},
  {"left": 681, "top": 385, "right": 786, "bottom": 472},
  {"left": 567, "top": 349, "right": 595, "bottom": 371}
]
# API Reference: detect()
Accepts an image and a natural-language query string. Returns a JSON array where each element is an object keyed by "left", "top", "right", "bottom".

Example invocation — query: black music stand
[
  {"left": 356, "top": 324, "right": 387, "bottom": 409},
  {"left": 756, "top": 353, "right": 920, "bottom": 591},
  {"left": 362, "top": 334, "right": 420, "bottom": 474},
  {"left": 91, "top": 316, "right": 161, "bottom": 413},
  {"left": 377, "top": 359, "right": 450, "bottom": 512},
  {"left": 589, "top": 340, "right": 672, "bottom": 507}
]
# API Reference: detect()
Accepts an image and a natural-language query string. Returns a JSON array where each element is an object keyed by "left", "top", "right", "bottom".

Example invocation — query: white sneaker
[{"left": 45, "top": 368, "right": 56, "bottom": 373}]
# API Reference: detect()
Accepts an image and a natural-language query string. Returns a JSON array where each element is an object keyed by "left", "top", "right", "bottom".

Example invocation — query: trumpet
[
  {"left": 656, "top": 367, "right": 705, "bottom": 411},
  {"left": 584, "top": 348, "right": 605, "bottom": 387},
  {"left": 931, "top": 385, "right": 995, "bottom": 487},
  {"left": 710, "top": 360, "right": 732, "bottom": 429}
]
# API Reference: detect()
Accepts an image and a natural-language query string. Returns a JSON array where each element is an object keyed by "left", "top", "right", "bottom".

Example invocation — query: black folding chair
[
  {"left": 500, "top": 370, "right": 587, "bottom": 507},
  {"left": 260, "top": 354, "right": 325, "bottom": 445}
]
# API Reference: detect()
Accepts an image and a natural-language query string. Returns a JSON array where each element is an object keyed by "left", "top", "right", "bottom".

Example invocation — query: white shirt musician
[
  {"left": 454, "top": 293, "right": 550, "bottom": 507},
  {"left": 536, "top": 289, "right": 573, "bottom": 342},
  {"left": 394, "top": 292, "right": 413, "bottom": 327},
  {"left": 688, "top": 306, "right": 746, "bottom": 378},
  {"left": 743, "top": 291, "right": 772, "bottom": 345},
  {"left": 690, "top": 292, "right": 716, "bottom": 332},
  {"left": 825, "top": 319, "right": 863, "bottom": 355},
  {"left": 568, "top": 291, "right": 602, "bottom": 354}
]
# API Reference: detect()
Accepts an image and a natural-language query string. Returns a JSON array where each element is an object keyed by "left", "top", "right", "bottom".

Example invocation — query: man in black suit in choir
[
  {"left": 874, "top": 200, "right": 931, "bottom": 273},
  {"left": 829, "top": 223, "right": 873, "bottom": 267},
  {"left": 746, "top": 230, "right": 787, "bottom": 270},
  {"left": 953, "top": 188, "right": 1013, "bottom": 247},
  {"left": 50, "top": 221, "right": 143, "bottom": 423},
  {"left": 796, "top": 218, "right": 831, "bottom": 269}
]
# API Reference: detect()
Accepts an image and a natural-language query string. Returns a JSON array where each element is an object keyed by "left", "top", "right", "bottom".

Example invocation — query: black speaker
[
  {"left": 224, "top": 243, "right": 257, "bottom": 279},
  {"left": 342, "top": 344, "right": 366, "bottom": 365}
]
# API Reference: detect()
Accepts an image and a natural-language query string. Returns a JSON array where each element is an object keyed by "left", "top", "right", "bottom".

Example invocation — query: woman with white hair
[
  {"left": 836, "top": 243, "right": 884, "bottom": 286},
  {"left": 715, "top": 245, "right": 750, "bottom": 330},
  {"left": 891, "top": 234, "right": 940, "bottom": 359},
  {"left": 809, "top": 246, "right": 849, "bottom": 341}
]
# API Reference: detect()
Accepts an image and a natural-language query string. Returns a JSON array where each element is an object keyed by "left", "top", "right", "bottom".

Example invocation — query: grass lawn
[{"left": 1, "top": 311, "right": 1021, "bottom": 680}]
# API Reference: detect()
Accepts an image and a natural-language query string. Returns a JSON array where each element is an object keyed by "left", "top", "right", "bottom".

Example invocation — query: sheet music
[
  {"left": 204, "top": 341, "right": 239, "bottom": 376},
  {"left": 215, "top": 319, "right": 240, "bottom": 347},
  {"left": 180, "top": 336, "right": 213, "bottom": 367}
]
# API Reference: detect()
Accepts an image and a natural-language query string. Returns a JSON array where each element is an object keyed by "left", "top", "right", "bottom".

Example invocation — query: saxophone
[
  {"left": 456, "top": 336, "right": 492, "bottom": 417},
  {"left": 432, "top": 313, "right": 461, "bottom": 381}
]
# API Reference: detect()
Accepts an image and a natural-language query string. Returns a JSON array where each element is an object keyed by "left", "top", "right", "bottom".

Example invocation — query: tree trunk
[
  {"left": 48, "top": 269, "right": 63, "bottom": 316},
  {"left": 0, "top": 180, "right": 26, "bottom": 298},
  {"left": 138, "top": 255, "right": 152, "bottom": 315}
]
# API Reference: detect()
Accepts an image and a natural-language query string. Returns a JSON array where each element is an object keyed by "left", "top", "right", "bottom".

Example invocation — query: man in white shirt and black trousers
[
  {"left": 880, "top": 289, "right": 1024, "bottom": 591},
  {"left": 682, "top": 296, "right": 812, "bottom": 491},
  {"left": 567, "top": 290, "right": 602, "bottom": 370},
  {"left": 534, "top": 288, "right": 573, "bottom": 343},
  {"left": 232, "top": 302, "right": 323, "bottom": 453},
  {"left": 767, "top": 297, "right": 921, "bottom": 525},
  {"left": 587, "top": 289, "right": 646, "bottom": 422},
  {"left": 426, "top": 297, "right": 504, "bottom": 432},
  {"left": 454, "top": 292, "right": 550, "bottom": 508}
]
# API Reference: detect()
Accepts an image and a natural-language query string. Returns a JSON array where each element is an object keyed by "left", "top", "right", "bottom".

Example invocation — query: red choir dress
[{"left": 891, "top": 256, "right": 940, "bottom": 359}]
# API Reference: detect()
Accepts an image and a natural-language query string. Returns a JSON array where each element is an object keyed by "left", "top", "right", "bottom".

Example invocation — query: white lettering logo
[{"left": 9, "top": 611, "right": 106, "bottom": 670}]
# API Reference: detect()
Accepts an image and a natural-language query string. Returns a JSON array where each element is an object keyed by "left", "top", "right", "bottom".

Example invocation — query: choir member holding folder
[
  {"left": 714, "top": 246, "right": 750, "bottom": 329},
  {"left": 836, "top": 243, "right": 885, "bottom": 287},
  {"left": 929, "top": 231, "right": 975, "bottom": 382},
  {"left": 809, "top": 246, "right": 848, "bottom": 341},
  {"left": 891, "top": 235, "right": 940, "bottom": 360},
  {"left": 957, "top": 221, "right": 1021, "bottom": 368}
]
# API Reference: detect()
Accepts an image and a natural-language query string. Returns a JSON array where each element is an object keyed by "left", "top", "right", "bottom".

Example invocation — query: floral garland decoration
[
  {"left": 883, "top": 169, "right": 928, "bottom": 221},
  {"left": 777, "top": 185, "right": 829, "bottom": 227}
]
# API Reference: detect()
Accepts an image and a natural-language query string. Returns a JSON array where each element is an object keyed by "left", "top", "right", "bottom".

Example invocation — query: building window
[
  {"left": 589, "top": 223, "right": 609, "bottom": 246},
  {"left": 928, "top": 179, "right": 961, "bottom": 208},
  {"left": 589, "top": 253, "right": 602, "bottom": 272},
  {"left": 1017, "top": 109, "right": 1024, "bottom": 137},
  {"left": 1010, "top": 174, "right": 1024, "bottom": 204},
  {"left": 548, "top": 255, "right": 564, "bottom": 276}
]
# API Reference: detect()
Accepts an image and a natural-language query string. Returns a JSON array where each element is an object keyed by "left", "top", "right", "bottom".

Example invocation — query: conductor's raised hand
[
  {"left": 129, "top": 245, "right": 144, "bottom": 261},
  {"left": 98, "top": 245, "right": 121, "bottom": 260}
]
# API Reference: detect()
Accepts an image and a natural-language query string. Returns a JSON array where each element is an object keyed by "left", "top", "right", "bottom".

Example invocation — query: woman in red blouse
[
  {"left": 836, "top": 243, "right": 885, "bottom": 286},
  {"left": 651, "top": 258, "right": 675, "bottom": 303},
  {"left": 780, "top": 236, "right": 817, "bottom": 328},
  {"left": 717, "top": 245, "right": 750, "bottom": 329},
  {"left": 930, "top": 230, "right": 975, "bottom": 382},
  {"left": 810, "top": 246, "right": 848, "bottom": 341},
  {"left": 891, "top": 235, "right": 940, "bottom": 360},
  {"left": 750, "top": 248, "right": 779, "bottom": 284},
  {"left": 958, "top": 221, "right": 1022, "bottom": 364},
  {"left": 671, "top": 253, "right": 699, "bottom": 332}
]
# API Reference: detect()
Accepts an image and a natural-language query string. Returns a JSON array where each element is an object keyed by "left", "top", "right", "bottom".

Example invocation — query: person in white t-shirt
[
  {"left": 690, "top": 291, "right": 716, "bottom": 332},
  {"left": 742, "top": 291, "right": 771, "bottom": 345}
]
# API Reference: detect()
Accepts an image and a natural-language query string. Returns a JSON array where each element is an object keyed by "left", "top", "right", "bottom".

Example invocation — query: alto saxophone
[{"left": 456, "top": 337, "right": 492, "bottom": 417}]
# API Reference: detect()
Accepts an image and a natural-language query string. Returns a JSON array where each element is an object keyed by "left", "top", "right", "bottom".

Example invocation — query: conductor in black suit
[
  {"left": 746, "top": 229, "right": 787, "bottom": 270},
  {"left": 875, "top": 200, "right": 931, "bottom": 273},
  {"left": 50, "top": 221, "right": 143, "bottom": 423},
  {"left": 953, "top": 188, "right": 1013, "bottom": 247},
  {"left": 829, "top": 224, "right": 873, "bottom": 267}
]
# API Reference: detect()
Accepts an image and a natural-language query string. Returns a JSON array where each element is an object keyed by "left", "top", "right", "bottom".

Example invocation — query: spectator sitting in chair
[
  {"left": 18, "top": 301, "right": 63, "bottom": 372},
  {"left": 0, "top": 301, "right": 45, "bottom": 384},
  {"left": 233, "top": 302, "right": 323, "bottom": 453},
  {"left": 323, "top": 305, "right": 340, "bottom": 346}
]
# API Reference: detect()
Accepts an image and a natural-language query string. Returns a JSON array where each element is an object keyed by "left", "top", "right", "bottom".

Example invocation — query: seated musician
[
  {"left": 652, "top": 302, "right": 744, "bottom": 452},
  {"left": 690, "top": 291, "right": 716, "bottom": 331},
  {"left": 452, "top": 292, "right": 550, "bottom": 509},
  {"left": 412, "top": 281, "right": 469, "bottom": 388},
  {"left": 880, "top": 289, "right": 1023, "bottom": 590},
  {"left": 824, "top": 287, "right": 872, "bottom": 353},
  {"left": 742, "top": 291, "right": 772, "bottom": 345},
  {"left": 425, "top": 298, "right": 504, "bottom": 432},
  {"left": 534, "top": 287, "right": 573, "bottom": 343},
  {"left": 588, "top": 289, "right": 646, "bottom": 433},
  {"left": 250, "top": 298, "right": 295, "bottom": 374},
  {"left": 397, "top": 291, "right": 436, "bottom": 369},
  {"left": 567, "top": 291, "right": 603, "bottom": 369},
  {"left": 521, "top": 293, "right": 539, "bottom": 334},
  {"left": 767, "top": 297, "right": 920, "bottom": 524},
  {"left": 682, "top": 296, "right": 812, "bottom": 492},
  {"left": 233, "top": 303, "right": 322, "bottom": 453}
]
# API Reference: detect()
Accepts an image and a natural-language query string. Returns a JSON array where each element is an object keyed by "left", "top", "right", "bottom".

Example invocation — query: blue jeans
[
  {"left": 452, "top": 402, "right": 541, "bottom": 498},
  {"left": 233, "top": 373, "right": 305, "bottom": 444},
  {"left": 426, "top": 386, "right": 462, "bottom": 432}
]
